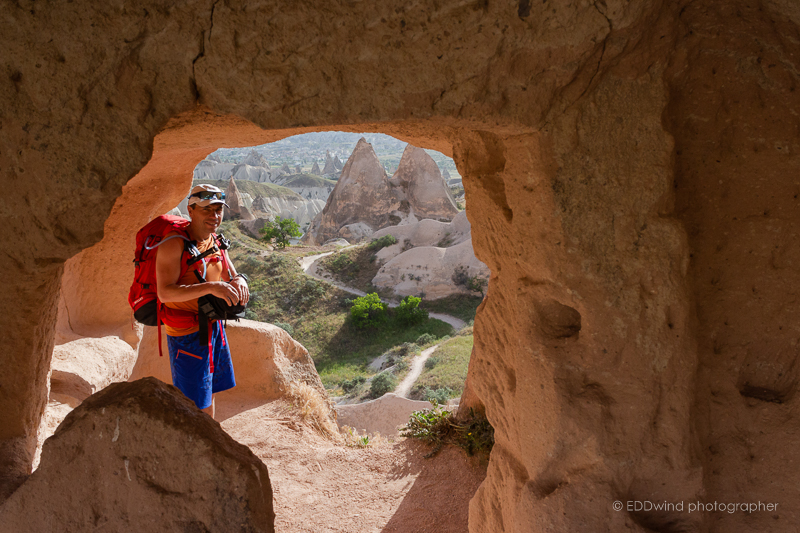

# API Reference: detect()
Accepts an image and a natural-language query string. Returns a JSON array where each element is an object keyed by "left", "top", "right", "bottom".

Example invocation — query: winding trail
[
  {"left": 299, "top": 252, "right": 466, "bottom": 330},
  {"left": 394, "top": 344, "right": 439, "bottom": 398}
]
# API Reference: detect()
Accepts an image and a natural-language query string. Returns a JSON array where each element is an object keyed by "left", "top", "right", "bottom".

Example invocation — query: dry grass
[{"left": 285, "top": 381, "right": 342, "bottom": 442}]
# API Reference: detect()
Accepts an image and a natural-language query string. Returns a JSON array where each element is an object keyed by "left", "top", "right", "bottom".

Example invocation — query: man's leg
[{"left": 201, "top": 395, "right": 215, "bottom": 419}]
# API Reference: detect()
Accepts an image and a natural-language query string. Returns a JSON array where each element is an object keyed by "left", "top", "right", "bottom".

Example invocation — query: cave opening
[{"left": 38, "top": 110, "right": 495, "bottom": 531}]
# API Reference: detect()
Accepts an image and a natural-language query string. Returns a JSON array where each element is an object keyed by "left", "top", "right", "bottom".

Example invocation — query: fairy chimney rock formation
[
  {"left": 389, "top": 145, "right": 458, "bottom": 220},
  {"left": 243, "top": 150, "right": 269, "bottom": 168},
  {"left": 225, "top": 177, "right": 255, "bottom": 221},
  {"left": 304, "top": 138, "right": 400, "bottom": 244},
  {"left": 304, "top": 140, "right": 465, "bottom": 244},
  {"left": 321, "top": 150, "right": 337, "bottom": 175},
  {"left": 295, "top": 165, "right": 302, "bottom": 174},
  {"left": 333, "top": 155, "right": 343, "bottom": 171},
  {"left": 311, "top": 161, "right": 321, "bottom": 175},
  {"left": 280, "top": 163, "right": 291, "bottom": 174}
]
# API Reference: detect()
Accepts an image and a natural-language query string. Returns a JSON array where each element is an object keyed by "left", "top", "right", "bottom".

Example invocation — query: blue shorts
[{"left": 167, "top": 321, "right": 236, "bottom": 410}]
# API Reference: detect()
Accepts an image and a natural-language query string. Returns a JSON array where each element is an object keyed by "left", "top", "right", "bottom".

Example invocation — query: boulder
[
  {"left": 372, "top": 240, "right": 489, "bottom": 299},
  {"left": 50, "top": 336, "right": 138, "bottom": 405},
  {"left": 388, "top": 145, "right": 458, "bottom": 220},
  {"left": 129, "top": 319, "right": 326, "bottom": 401},
  {"left": 0, "top": 378, "right": 274, "bottom": 532}
]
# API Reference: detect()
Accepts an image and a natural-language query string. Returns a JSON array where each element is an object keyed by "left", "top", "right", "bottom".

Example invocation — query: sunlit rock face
[
  {"left": 2, "top": 1, "right": 800, "bottom": 532},
  {"left": 304, "top": 140, "right": 459, "bottom": 244}
]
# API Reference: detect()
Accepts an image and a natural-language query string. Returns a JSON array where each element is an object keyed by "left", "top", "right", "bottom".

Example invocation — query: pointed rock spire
[
  {"left": 225, "top": 177, "right": 255, "bottom": 221},
  {"left": 322, "top": 150, "right": 337, "bottom": 175},
  {"left": 389, "top": 145, "right": 458, "bottom": 220},
  {"left": 311, "top": 161, "right": 321, "bottom": 175}
]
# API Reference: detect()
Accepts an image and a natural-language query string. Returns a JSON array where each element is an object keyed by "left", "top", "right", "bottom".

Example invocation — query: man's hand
[
  {"left": 208, "top": 281, "right": 241, "bottom": 306},
  {"left": 230, "top": 276, "right": 250, "bottom": 306}
]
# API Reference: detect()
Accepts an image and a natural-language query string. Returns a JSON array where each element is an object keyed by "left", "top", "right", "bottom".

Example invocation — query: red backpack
[{"left": 128, "top": 215, "right": 193, "bottom": 326}]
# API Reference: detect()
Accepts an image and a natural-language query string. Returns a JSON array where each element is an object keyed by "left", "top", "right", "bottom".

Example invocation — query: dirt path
[
  {"left": 218, "top": 397, "right": 485, "bottom": 533},
  {"left": 299, "top": 254, "right": 466, "bottom": 330},
  {"left": 395, "top": 345, "right": 439, "bottom": 398}
]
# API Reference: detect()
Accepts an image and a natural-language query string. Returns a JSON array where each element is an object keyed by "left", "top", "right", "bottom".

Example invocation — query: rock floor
[{"left": 218, "top": 395, "right": 486, "bottom": 533}]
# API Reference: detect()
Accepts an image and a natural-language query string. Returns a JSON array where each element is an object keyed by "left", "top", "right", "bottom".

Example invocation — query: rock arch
[{"left": 3, "top": 1, "right": 800, "bottom": 531}]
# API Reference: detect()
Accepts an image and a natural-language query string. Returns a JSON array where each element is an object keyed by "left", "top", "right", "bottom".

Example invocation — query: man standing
[{"left": 156, "top": 184, "right": 249, "bottom": 418}]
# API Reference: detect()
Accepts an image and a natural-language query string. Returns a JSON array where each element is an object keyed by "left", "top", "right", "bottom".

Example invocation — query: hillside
[
  {"left": 281, "top": 173, "right": 337, "bottom": 188},
  {"left": 192, "top": 178, "right": 301, "bottom": 199}
]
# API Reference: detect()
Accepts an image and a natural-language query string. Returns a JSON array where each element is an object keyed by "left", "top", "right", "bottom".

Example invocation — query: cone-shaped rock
[
  {"left": 243, "top": 150, "right": 270, "bottom": 168},
  {"left": 322, "top": 150, "right": 337, "bottom": 175},
  {"left": 225, "top": 177, "right": 255, "bottom": 221},
  {"left": 305, "top": 138, "right": 400, "bottom": 244},
  {"left": 311, "top": 161, "right": 321, "bottom": 175},
  {"left": 333, "top": 155, "right": 343, "bottom": 170},
  {"left": 442, "top": 168, "right": 451, "bottom": 181},
  {"left": 280, "top": 163, "right": 291, "bottom": 174},
  {"left": 389, "top": 145, "right": 459, "bottom": 220}
]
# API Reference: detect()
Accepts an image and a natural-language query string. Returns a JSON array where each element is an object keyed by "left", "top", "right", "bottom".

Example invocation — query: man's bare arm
[{"left": 155, "top": 236, "right": 240, "bottom": 305}]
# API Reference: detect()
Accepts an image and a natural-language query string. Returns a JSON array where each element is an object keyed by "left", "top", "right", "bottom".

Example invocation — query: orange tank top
[{"left": 163, "top": 233, "right": 229, "bottom": 336}]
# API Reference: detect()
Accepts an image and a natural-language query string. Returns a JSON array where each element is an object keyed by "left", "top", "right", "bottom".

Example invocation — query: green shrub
[
  {"left": 396, "top": 295, "right": 428, "bottom": 326},
  {"left": 424, "top": 356, "right": 440, "bottom": 370},
  {"left": 424, "top": 387, "right": 453, "bottom": 404},
  {"left": 328, "top": 254, "right": 356, "bottom": 273},
  {"left": 341, "top": 375, "right": 366, "bottom": 393},
  {"left": 274, "top": 321, "right": 294, "bottom": 335},
  {"left": 370, "top": 372, "right": 397, "bottom": 397},
  {"left": 401, "top": 404, "right": 494, "bottom": 458},
  {"left": 368, "top": 234, "right": 398, "bottom": 251},
  {"left": 349, "top": 293, "right": 387, "bottom": 329},
  {"left": 416, "top": 333, "right": 436, "bottom": 346},
  {"left": 397, "top": 342, "right": 418, "bottom": 356}
]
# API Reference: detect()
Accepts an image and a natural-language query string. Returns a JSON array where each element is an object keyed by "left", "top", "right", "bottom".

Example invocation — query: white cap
[{"left": 187, "top": 184, "right": 229, "bottom": 208}]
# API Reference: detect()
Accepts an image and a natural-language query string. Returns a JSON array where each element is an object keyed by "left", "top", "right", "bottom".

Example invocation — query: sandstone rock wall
[{"left": 2, "top": 1, "right": 800, "bottom": 532}]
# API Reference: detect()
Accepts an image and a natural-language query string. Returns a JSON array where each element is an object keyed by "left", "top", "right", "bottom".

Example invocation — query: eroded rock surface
[
  {"left": 0, "top": 378, "right": 274, "bottom": 533},
  {"left": 389, "top": 144, "right": 458, "bottom": 221}
]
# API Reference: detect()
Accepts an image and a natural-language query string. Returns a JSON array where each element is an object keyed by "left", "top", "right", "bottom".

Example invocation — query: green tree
[
  {"left": 396, "top": 295, "right": 428, "bottom": 326},
  {"left": 260, "top": 216, "right": 302, "bottom": 249}
]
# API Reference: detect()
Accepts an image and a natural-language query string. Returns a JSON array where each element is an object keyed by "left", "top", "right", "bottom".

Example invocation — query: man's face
[{"left": 189, "top": 203, "right": 224, "bottom": 233}]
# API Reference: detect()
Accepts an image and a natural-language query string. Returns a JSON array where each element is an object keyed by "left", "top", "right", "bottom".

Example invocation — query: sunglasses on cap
[{"left": 189, "top": 191, "right": 226, "bottom": 201}]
